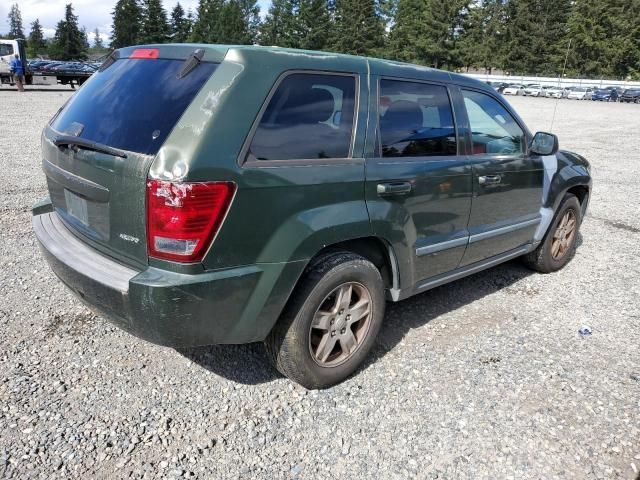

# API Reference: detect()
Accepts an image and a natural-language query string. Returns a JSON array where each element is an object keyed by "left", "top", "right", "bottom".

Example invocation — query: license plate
[{"left": 64, "top": 190, "right": 89, "bottom": 226}]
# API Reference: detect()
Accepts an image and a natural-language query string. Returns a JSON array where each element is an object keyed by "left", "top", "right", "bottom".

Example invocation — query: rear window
[{"left": 51, "top": 58, "right": 217, "bottom": 155}]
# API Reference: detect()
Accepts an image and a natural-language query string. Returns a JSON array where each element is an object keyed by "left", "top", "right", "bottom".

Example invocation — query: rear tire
[
  {"left": 265, "top": 252, "right": 385, "bottom": 389},
  {"left": 523, "top": 194, "right": 582, "bottom": 273}
]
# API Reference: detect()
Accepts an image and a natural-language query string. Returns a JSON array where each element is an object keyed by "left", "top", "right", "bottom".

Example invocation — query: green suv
[{"left": 33, "top": 45, "right": 592, "bottom": 388}]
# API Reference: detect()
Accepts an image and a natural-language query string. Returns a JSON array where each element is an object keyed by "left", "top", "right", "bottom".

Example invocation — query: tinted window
[
  {"left": 462, "top": 90, "right": 525, "bottom": 156},
  {"left": 0, "top": 44, "right": 14, "bottom": 56},
  {"left": 248, "top": 73, "right": 356, "bottom": 161},
  {"left": 51, "top": 58, "right": 217, "bottom": 155},
  {"left": 379, "top": 80, "right": 456, "bottom": 157}
]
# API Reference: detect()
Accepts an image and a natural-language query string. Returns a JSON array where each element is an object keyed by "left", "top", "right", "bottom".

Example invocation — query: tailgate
[{"left": 41, "top": 47, "right": 220, "bottom": 267}]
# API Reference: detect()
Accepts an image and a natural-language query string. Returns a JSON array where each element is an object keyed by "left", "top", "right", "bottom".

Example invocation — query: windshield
[{"left": 51, "top": 58, "right": 217, "bottom": 155}]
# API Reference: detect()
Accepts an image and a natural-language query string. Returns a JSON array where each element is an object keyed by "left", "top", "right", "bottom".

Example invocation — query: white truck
[{"left": 0, "top": 39, "right": 94, "bottom": 88}]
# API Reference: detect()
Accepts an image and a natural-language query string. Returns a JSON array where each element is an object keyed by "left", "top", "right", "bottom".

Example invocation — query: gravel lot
[{"left": 1, "top": 86, "right": 639, "bottom": 480}]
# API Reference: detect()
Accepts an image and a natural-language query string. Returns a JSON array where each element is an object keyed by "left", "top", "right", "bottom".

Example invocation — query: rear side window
[
  {"left": 0, "top": 44, "right": 14, "bottom": 56},
  {"left": 462, "top": 90, "right": 525, "bottom": 156},
  {"left": 379, "top": 79, "right": 456, "bottom": 157},
  {"left": 247, "top": 73, "right": 356, "bottom": 161},
  {"left": 50, "top": 58, "right": 217, "bottom": 155}
]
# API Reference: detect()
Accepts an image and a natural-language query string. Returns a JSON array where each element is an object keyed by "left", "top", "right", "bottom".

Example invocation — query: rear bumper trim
[{"left": 33, "top": 212, "right": 137, "bottom": 292}]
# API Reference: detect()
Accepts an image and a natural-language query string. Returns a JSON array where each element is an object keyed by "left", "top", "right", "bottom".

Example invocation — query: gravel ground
[{"left": 1, "top": 88, "right": 639, "bottom": 480}]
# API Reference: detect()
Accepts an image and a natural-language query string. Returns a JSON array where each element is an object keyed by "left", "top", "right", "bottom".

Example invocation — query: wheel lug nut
[
  {"left": 340, "top": 328, "right": 346, "bottom": 334},
  {"left": 331, "top": 331, "right": 336, "bottom": 337},
  {"left": 339, "top": 309, "right": 344, "bottom": 314},
  {"left": 330, "top": 319, "right": 335, "bottom": 325}
]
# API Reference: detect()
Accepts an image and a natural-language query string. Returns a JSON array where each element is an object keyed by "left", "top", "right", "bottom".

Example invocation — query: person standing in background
[{"left": 10, "top": 54, "right": 25, "bottom": 92}]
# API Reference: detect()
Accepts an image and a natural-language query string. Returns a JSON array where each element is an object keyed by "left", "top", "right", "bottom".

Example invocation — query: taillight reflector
[
  {"left": 146, "top": 180, "right": 236, "bottom": 263},
  {"left": 130, "top": 48, "right": 159, "bottom": 59}
]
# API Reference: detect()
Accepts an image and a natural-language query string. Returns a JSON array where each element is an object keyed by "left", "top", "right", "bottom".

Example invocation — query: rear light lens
[
  {"left": 130, "top": 48, "right": 159, "bottom": 59},
  {"left": 146, "top": 180, "right": 236, "bottom": 263}
]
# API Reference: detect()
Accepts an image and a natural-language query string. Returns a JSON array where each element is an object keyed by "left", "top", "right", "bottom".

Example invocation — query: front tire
[
  {"left": 523, "top": 194, "right": 582, "bottom": 273},
  {"left": 265, "top": 252, "right": 385, "bottom": 389}
]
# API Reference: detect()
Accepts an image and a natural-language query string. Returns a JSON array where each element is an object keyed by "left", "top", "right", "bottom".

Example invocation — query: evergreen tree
[
  {"left": 7, "top": 3, "right": 25, "bottom": 39},
  {"left": 387, "top": 0, "right": 429, "bottom": 64},
  {"left": 388, "top": 0, "right": 468, "bottom": 68},
  {"left": 93, "top": 28, "right": 104, "bottom": 49},
  {"left": 298, "top": 0, "right": 331, "bottom": 50},
  {"left": 170, "top": 3, "right": 191, "bottom": 42},
  {"left": 111, "top": 0, "right": 142, "bottom": 48},
  {"left": 141, "top": 0, "right": 170, "bottom": 43},
  {"left": 28, "top": 19, "right": 47, "bottom": 56},
  {"left": 502, "top": 0, "right": 571, "bottom": 75},
  {"left": 330, "top": 0, "right": 384, "bottom": 56},
  {"left": 457, "top": 0, "right": 506, "bottom": 73},
  {"left": 260, "top": 0, "right": 299, "bottom": 47},
  {"left": 238, "top": 0, "right": 261, "bottom": 44},
  {"left": 190, "top": 0, "right": 224, "bottom": 43},
  {"left": 217, "top": 0, "right": 249, "bottom": 43},
  {"left": 567, "top": 0, "right": 639, "bottom": 79},
  {"left": 49, "top": 4, "right": 88, "bottom": 60}
]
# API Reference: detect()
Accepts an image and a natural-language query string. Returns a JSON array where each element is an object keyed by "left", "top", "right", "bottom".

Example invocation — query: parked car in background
[
  {"left": 523, "top": 84, "right": 544, "bottom": 97},
  {"left": 503, "top": 84, "right": 525, "bottom": 95},
  {"left": 567, "top": 87, "right": 593, "bottom": 100},
  {"left": 546, "top": 86, "right": 569, "bottom": 99},
  {"left": 32, "top": 44, "right": 592, "bottom": 389},
  {"left": 486, "top": 81, "right": 510, "bottom": 93},
  {"left": 620, "top": 89, "right": 640, "bottom": 103},
  {"left": 592, "top": 88, "right": 619, "bottom": 102}
]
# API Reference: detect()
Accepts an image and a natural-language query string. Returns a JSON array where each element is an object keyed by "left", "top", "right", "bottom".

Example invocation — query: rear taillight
[{"left": 146, "top": 180, "right": 236, "bottom": 263}]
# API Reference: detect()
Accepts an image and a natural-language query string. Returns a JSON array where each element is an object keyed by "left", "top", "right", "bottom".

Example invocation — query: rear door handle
[
  {"left": 478, "top": 174, "right": 502, "bottom": 186},
  {"left": 377, "top": 181, "right": 413, "bottom": 196}
]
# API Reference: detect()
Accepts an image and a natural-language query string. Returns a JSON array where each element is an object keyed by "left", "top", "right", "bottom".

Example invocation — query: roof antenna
[{"left": 550, "top": 39, "right": 572, "bottom": 132}]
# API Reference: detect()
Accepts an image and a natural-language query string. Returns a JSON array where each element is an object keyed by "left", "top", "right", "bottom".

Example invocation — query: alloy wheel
[
  {"left": 551, "top": 209, "right": 577, "bottom": 260},
  {"left": 308, "top": 282, "right": 373, "bottom": 367}
]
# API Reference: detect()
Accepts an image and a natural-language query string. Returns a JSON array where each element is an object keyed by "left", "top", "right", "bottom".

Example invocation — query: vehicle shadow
[
  {"left": 177, "top": 342, "right": 281, "bottom": 385},
  {"left": 179, "top": 236, "right": 584, "bottom": 386},
  {"left": 364, "top": 259, "right": 534, "bottom": 369}
]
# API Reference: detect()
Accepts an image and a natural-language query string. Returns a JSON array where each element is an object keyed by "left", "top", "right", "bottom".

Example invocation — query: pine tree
[
  {"left": 387, "top": 0, "right": 429, "bottom": 64},
  {"left": 330, "top": 0, "right": 385, "bottom": 56},
  {"left": 298, "top": 0, "right": 331, "bottom": 50},
  {"left": 259, "top": 0, "right": 299, "bottom": 47},
  {"left": 111, "top": 0, "right": 142, "bottom": 48},
  {"left": 7, "top": 3, "right": 25, "bottom": 39},
  {"left": 28, "top": 19, "right": 47, "bottom": 56},
  {"left": 567, "top": 0, "right": 639, "bottom": 79},
  {"left": 215, "top": 0, "right": 250, "bottom": 43},
  {"left": 237, "top": 0, "right": 261, "bottom": 44},
  {"left": 457, "top": 0, "right": 506, "bottom": 73},
  {"left": 388, "top": 0, "right": 468, "bottom": 68},
  {"left": 49, "top": 4, "right": 88, "bottom": 60},
  {"left": 170, "top": 3, "right": 191, "bottom": 42},
  {"left": 141, "top": 0, "right": 170, "bottom": 44},
  {"left": 94, "top": 28, "right": 104, "bottom": 49},
  {"left": 190, "top": 0, "right": 224, "bottom": 43}
]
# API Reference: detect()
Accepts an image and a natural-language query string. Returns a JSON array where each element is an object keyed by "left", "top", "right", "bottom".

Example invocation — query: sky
[{"left": 1, "top": 0, "right": 271, "bottom": 44}]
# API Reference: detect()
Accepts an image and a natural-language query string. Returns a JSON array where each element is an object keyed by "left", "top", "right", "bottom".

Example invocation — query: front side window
[
  {"left": 462, "top": 90, "right": 525, "bottom": 156},
  {"left": 379, "top": 79, "right": 457, "bottom": 158},
  {"left": 248, "top": 73, "right": 356, "bottom": 161}
]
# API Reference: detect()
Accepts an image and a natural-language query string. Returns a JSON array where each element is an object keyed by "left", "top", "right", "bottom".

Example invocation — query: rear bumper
[{"left": 33, "top": 210, "right": 303, "bottom": 347}]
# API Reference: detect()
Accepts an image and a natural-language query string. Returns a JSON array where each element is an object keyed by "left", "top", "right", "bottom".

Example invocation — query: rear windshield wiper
[
  {"left": 177, "top": 49, "right": 205, "bottom": 79},
  {"left": 54, "top": 135, "right": 128, "bottom": 159}
]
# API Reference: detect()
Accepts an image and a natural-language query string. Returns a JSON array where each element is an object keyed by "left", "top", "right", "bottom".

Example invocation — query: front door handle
[
  {"left": 377, "top": 181, "right": 413, "bottom": 196},
  {"left": 478, "top": 174, "right": 502, "bottom": 186}
]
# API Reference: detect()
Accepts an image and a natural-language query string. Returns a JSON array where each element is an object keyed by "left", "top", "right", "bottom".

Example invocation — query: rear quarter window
[
  {"left": 50, "top": 58, "right": 218, "bottom": 155},
  {"left": 246, "top": 73, "right": 357, "bottom": 161}
]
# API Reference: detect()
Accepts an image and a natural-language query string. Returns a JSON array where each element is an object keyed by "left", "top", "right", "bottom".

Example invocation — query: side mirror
[{"left": 530, "top": 131, "right": 559, "bottom": 156}]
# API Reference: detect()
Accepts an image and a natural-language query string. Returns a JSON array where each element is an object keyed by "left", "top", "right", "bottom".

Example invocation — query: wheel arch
[{"left": 303, "top": 236, "right": 400, "bottom": 298}]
